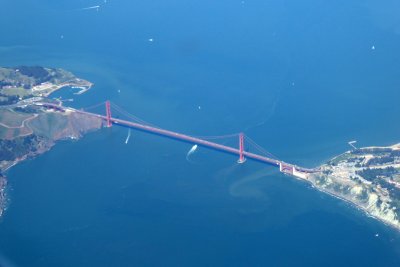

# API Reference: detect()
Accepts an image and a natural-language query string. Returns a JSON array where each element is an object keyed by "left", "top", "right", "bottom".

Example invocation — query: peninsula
[
  {"left": 0, "top": 66, "right": 102, "bottom": 216},
  {"left": 307, "top": 145, "right": 400, "bottom": 229}
]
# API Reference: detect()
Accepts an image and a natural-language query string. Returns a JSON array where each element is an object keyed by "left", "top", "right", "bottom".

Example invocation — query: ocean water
[{"left": 1, "top": 0, "right": 400, "bottom": 266}]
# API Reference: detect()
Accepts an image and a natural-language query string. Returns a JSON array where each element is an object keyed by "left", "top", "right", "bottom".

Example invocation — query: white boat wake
[
  {"left": 125, "top": 129, "right": 131, "bottom": 144},
  {"left": 186, "top": 144, "right": 198, "bottom": 162},
  {"left": 81, "top": 5, "right": 100, "bottom": 11}
]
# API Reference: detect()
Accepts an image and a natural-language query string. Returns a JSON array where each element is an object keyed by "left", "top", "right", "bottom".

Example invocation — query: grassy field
[
  {"left": 0, "top": 109, "right": 33, "bottom": 128},
  {"left": 1, "top": 87, "right": 31, "bottom": 97},
  {"left": 0, "top": 125, "right": 32, "bottom": 140},
  {"left": 29, "top": 112, "right": 68, "bottom": 139}
]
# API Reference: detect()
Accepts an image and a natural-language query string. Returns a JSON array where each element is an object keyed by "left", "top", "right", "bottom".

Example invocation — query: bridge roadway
[{"left": 38, "top": 102, "right": 317, "bottom": 174}]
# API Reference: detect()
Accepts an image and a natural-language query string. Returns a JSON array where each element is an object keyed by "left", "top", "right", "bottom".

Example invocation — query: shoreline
[
  {"left": 42, "top": 80, "right": 93, "bottom": 98},
  {"left": 0, "top": 175, "right": 6, "bottom": 218},
  {"left": 312, "top": 182, "right": 398, "bottom": 231},
  {"left": 287, "top": 171, "right": 400, "bottom": 231},
  {"left": 0, "top": 68, "right": 96, "bottom": 219},
  {"left": 0, "top": 106, "right": 103, "bottom": 219},
  {"left": 307, "top": 142, "right": 400, "bottom": 231},
  {"left": 1, "top": 141, "right": 399, "bottom": 231},
  {"left": 285, "top": 142, "right": 400, "bottom": 231}
]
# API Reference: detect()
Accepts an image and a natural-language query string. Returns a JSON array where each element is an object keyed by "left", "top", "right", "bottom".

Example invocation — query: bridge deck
[{"left": 39, "top": 102, "right": 317, "bottom": 173}]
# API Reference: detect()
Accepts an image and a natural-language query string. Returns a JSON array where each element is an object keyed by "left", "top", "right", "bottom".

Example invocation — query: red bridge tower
[
  {"left": 238, "top": 132, "right": 246, "bottom": 163},
  {"left": 105, "top": 100, "right": 112, "bottom": 127}
]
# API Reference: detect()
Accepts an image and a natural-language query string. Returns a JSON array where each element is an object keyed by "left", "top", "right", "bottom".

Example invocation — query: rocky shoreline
[
  {"left": 0, "top": 175, "right": 6, "bottom": 217},
  {"left": 0, "top": 136, "right": 54, "bottom": 217},
  {"left": 310, "top": 177, "right": 400, "bottom": 230}
]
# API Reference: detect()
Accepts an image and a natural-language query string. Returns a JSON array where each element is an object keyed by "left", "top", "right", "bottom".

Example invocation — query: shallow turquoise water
[{"left": 1, "top": 0, "right": 400, "bottom": 266}]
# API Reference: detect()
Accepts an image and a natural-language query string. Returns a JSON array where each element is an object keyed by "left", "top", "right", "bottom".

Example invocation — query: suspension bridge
[{"left": 36, "top": 101, "right": 318, "bottom": 178}]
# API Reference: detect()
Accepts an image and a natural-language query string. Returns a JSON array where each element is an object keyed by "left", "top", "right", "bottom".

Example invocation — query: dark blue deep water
[{"left": 1, "top": 0, "right": 400, "bottom": 266}]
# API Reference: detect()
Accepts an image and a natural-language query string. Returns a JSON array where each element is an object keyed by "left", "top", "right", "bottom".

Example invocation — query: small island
[{"left": 0, "top": 66, "right": 102, "bottom": 217}]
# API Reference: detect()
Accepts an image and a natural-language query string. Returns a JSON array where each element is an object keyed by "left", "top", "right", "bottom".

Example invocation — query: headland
[{"left": 0, "top": 66, "right": 102, "bottom": 216}]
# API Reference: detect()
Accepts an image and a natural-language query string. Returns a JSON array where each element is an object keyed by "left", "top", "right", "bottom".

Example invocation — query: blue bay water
[{"left": 1, "top": 0, "right": 400, "bottom": 266}]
